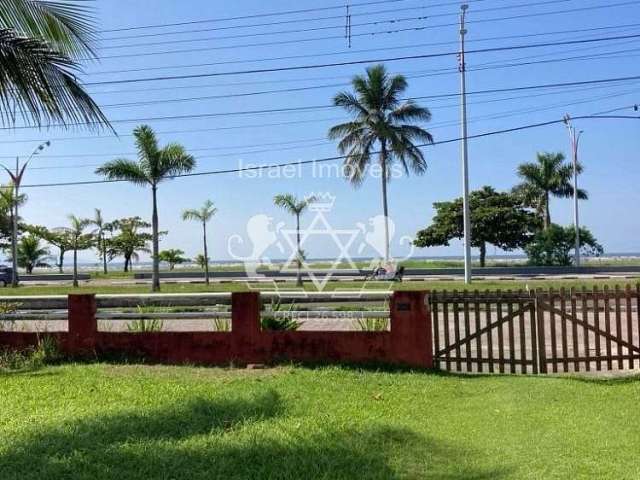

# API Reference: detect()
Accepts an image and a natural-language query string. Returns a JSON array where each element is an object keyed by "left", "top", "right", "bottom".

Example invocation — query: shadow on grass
[{"left": 0, "top": 388, "right": 510, "bottom": 480}]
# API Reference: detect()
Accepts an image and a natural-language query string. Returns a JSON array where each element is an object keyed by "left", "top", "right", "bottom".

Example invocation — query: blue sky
[{"left": 3, "top": 0, "right": 640, "bottom": 264}]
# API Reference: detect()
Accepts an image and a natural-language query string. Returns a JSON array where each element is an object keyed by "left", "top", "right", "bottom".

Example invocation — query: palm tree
[
  {"left": 513, "top": 152, "right": 588, "bottom": 230},
  {"left": 89, "top": 208, "right": 110, "bottom": 275},
  {"left": 158, "top": 249, "right": 187, "bottom": 271},
  {"left": 0, "top": 183, "right": 27, "bottom": 286},
  {"left": 273, "top": 194, "right": 316, "bottom": 287},
  {"left": 16, "top": 234, "right": 50, "bottom": 274},
  {"left": 95, "top": 125, "right": 195, "bottom": 291},
  {"left": 67, "top": 214, "right": 92, "bottom": 287},
  {"left": 328, "top": 64, "right": 434, "bottom": 260},
  {"left": 0, "top": 0, "right": 110, "bottom": 129},
  {"left": 182, "top": 200, "right": 217, "bottom": 285}
]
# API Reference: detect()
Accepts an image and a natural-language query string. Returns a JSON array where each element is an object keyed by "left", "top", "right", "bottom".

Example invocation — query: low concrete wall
[{"left": 0, "top": 291, "right": 432, "bottom": 369}]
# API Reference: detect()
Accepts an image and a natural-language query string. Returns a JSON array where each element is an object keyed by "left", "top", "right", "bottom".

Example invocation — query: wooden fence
[{"left": 430, "top": 285, "right": 640, "bottom": 374}]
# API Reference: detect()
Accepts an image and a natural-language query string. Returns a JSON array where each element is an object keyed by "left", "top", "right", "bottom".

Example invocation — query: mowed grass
[
  {"left": 1, "top": 277, "right": 639, "bottom": 296},
  {"left": 1, "top": 364, "right": 639, "bottom": 479}
]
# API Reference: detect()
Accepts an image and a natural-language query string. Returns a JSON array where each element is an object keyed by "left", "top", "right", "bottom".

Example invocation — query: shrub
[
  {"left": 212, "top": 318, "right": 231, "bottom": 332},
  {"left": 261, "top": 298, "right": 300, "bottom": 331},
  {"left": 126, "top": 306, "right": 164, "bottom": 332},
  {"left": 525, "top": 224, "right": 603, "bottom": 266}
]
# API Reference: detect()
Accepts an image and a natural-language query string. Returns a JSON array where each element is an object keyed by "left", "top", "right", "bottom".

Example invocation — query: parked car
[{"left": 0, "top": 266, "right": 15, "bottom": 287}]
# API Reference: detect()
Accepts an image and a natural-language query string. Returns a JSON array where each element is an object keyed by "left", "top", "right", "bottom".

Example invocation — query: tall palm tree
[
  {"left": 182, "top": 200, "right": 217, "bottom": 285},
  {"left": 328, "top": 64, "right": 434, "bottom": 260},
  {"left": 67, "top": 214, "right": 92, "bottom": 287},
  {"left": 274, "top": 194, "right": 316, "bottom": 287},
  {"left": 89, "top": 208, "right": 110, "bottom": 275},
  {"left": 95, "top": 125, "right": 195, "bottom": 291},
  {"left": 0, "top": 0, "right": 110, "bottom": 129},
  {"left": 513, "top": 152, "right": 588, "bottom": 230},
  {"left": 0, "top": 183, "right": 27, "bottom": 286}
]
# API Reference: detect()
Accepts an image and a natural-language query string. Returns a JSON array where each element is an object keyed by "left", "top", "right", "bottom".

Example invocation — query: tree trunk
[
  {"left": 151, "top": 184, "right": 160, "bottom": 292},
  {"left": 124, "top": 255, "right": 130, "bottom": 272},
  {"left": 11, "top": 206, "right": 18, "bottom": 287},
  {"left": 296, "top": 213, "right": 302, "bottom": 287},
  {"left": 58, "top": 249, "right": 65, "bottom": 274},
  {"left": 202, "top": 221, "right": 210, "bottom": 285},
  {"left": 72, "top": 247, "right": 78, "bottom": 288},
  {"left": 102, "top": 232, "right": 108, "bottom": 274},
  {"left": 379, "top": 142, "right": 390, "bottom": 261},
  {"left": 479, "top": 242, "right": 487, "bottom": 268},
  {"left": 543, "top": 191, "right": 551, "bottom": 230}
]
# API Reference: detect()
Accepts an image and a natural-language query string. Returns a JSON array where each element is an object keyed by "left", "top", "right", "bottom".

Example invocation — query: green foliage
[
  {"left": 261, "top": 298, "right": 300, "bottom": 331},
  {"left": 126, "top": 306, "right": 165, "bottom": 333},
  {"left": 355, "top": 317, "right": 389, "bottom": 332},
  {"left": 414, "top": 186, "right": 540, "bottom": 266},
  {"left": 212, "top": 318, "right": 231, "bottom": 332},
  {"left": 194, "top": 254, "right": 207, "bottom": 269},
  {"left": 0, "top": 335, "right": 60, "bottom": 372},
  {"left": 158, "top": 249, "right": 188, "bottom": 270},
  {"left": 16, "top": 234, "right": 50, "bottom": 273},
  {"left": 107, "top": 217, "right": 153, "bottom": 272},
  {"left": 525, "top": 224, "right": 604, "bottom": 266}
]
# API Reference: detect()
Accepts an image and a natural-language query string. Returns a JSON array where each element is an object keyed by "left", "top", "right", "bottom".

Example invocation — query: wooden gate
[
  {"left": 535, "top": 286, "right": 640, "bottom": 373},
  {"left": 430, "top": 290, "right": 538, "bottom": 374}
]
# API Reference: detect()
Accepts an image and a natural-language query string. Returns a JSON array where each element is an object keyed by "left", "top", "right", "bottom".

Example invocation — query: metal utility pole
[
  {"left": 563, "top": 114, "right": 583, "bottom": 267},
  {"left": 459, "top": 4, "right": 472, "bottom": 284},
  {"left": 2, "top": 141, "right": 50, "bottom": 286}
]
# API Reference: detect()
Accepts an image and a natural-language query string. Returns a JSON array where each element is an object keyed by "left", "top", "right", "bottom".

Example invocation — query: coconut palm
[
  {"left": 182, "top": 200, "right": 217, "bottom": 285},
  {"left": 89, "top": 208, "right": 111, "bottom": 275},
  {"left": 16, "top": 234, "right": 50, "bottom": 274},
  {"left": 328, "top": 64, "right": 433, "bottom": 260},
  {"left": 66, "top": 214, "right": 92, "bottom": 287},
  {"left": 0, "top": 183, "right": 27, "bottom": 286},
  {"left": 95, "top": 125, "right": 196, "bottom": 291},
  {"left": 513, "top": 152, "right": 588, "bottom": 230},
  {"left": 273, "top": 194, "right": 316, "bottom": 287},
  {"left": 0, "top": 0, "right": 110, "bottom": 129}
]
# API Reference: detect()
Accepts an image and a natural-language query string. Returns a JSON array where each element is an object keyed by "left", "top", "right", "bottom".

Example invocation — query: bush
[
  {"left": 261, "top": 298, "right": 300, "bottom": 331},
  {"left": 525, "top": 224, "right": 604, "bottom": 266},
  {"left": 0, "top": 336, "right": 61, "bottom": 372},
  {"left": 126, "top": 306, "right": 164, "bottom": 332}
]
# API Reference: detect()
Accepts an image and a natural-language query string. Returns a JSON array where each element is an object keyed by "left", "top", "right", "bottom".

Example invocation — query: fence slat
[
  {"left": 549, "top": 288, "right": 558, "bottom": 373},
  {"left": 443, "top": 301, "right": 451, "bottom": 371},
  {"left": 463, "top": 292, "right": 472, "bottom": 372},
  {"left": 570, "top": 288, "right": 579, "bottom": 372},
  {"left": 486, "top": 297, "right": 494, "bottom": 373},
  {"left": 593, "top": 286, "right": 602, "bottom": 371},
  {"left": 559, "top": 287, "right": 569, "bottom": 373},
  {"left": 432, "top": 291, "right": 441, "bottom": 369},
  {"left": 625, "top": 285, "right": 634, "bottom": 370},
  {"left": 453, "top": 292, "right": 462, "bottom": 371},
  {"left": 507, "top": 294, "right": 516, "bottom": 374},
  {"left": 474, "top": 291, "right": 482, "bottom": 373},
  {"left": 497, "top": 290, "right": 505, "bottom": 374},
  {"left": 581, "top": 287, "right": 591, "bottom": 372},
  {"left": 530, "top": 291, "right": 539, "bottom": 374},
  {"left": 518, "top": 292, "right": 527, "bottom": 374},
  {"left": 615, "top": 285, "right": 623, "bottom": 370},
  {"left": 604, "top": 286, "right": 613, "bottom": 370}
]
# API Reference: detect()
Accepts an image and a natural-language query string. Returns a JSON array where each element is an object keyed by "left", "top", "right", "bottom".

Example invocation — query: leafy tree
[
  {"left": 0, "top": 0, "right": 110, "bottom": 129},
  {"left": 16, "top": 234, "right": 50, "bottom": 274},
  {"left": 158, "top": 249, "right": 187, "bottom": 271},
  {"left": 414, "top": 186, "right": 540, "bottom": 267},
  {"left": 513, "top": 152, "right": 587, "bottom": 229},
  {"left": 67, "top": 214, "right": 92, "bottom": 287},
  {"left": 182, "top": 199, "right": 217, "bottom": 284},
  {"left": 107, "top": 217, "right": 153, "bottom": 272},
  {"left": 95, "top": 125, "right": 195, "bottom": 291},
  {"left": 89, "top": 208, "right": 112, "bottom": 275},
  {"left": 193, "top": 254, "right": 207, "bottom": 270},
  {"left": 328, "top": 64, "right": 434, "bottom": 260},
  {"left": 24, "top": 225, "right": 73, "bottom": 273},
  {"left": 525, "top": 224, "right": 603, "bottom": 266},
  {"left": 273, "top": 193, "right": 316, "bottom": 287},
  {"left": 0, "top": 183, "right": 27, "bottom": 285}
]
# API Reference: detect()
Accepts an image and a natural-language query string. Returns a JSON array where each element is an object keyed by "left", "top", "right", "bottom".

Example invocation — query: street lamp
[
  {"left": 562, "top": 115, "right": 583, "bottom": 267},
  {"left": 2, "top": 141, "right": 51, "bottom": 286}
]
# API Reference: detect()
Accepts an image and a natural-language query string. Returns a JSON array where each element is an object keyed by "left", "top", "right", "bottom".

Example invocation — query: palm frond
[
  {"left": 389, "top": 102, "right": 432, "bottom": 124},
  {"left": 133, "top": 124, "right": 159, "bottom": 169},
  {"left": 95, "top": 158, "right": 149, "bottom": 186},
  {"left": 157, "top": 143, "right": 195, "bottom": 180},
  {"left": 332, "top": 91, "right": 368, "bottom": 117}
]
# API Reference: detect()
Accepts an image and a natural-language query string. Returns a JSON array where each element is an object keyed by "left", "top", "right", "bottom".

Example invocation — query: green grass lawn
[
  {"left": 0, "top": 364, "right": 638, "bottom": 479},
  {"left": 1, "top": 277, "right": 638, "bottom": 296}
]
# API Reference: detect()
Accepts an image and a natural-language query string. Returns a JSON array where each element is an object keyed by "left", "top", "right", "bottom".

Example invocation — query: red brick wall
[{"left": 0, "top": 292, "right": 433, "bottom": 369}]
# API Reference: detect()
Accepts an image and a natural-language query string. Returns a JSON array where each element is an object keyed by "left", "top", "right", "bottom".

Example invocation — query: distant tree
[
  {"left": 182, "top": 199, "right": 217, "bottom": 285},
  {"left": 193, "top": 254, "right": 207, "bottom": 270},
  {"left": 67, "top": 215, "right": 93, "bottom": 287},
  {"left": 89, "top": 208, "right": 112, "bottom": 275},
  {"left": 108, "top": 217, "right": 153, "bottom": 272},
  {"left": 95, "top": 125, "right": 195, "bottom": 291},
  {"left": 16, "top": 235, "right": 50, "bottom": 274},
  {"left": 328, "top": 64, "right": 434, "bottom": 260},
  {"left": 513, "top": 152, "right": 587, "bottom": 229},
  {"left": 414, "top": 186, "right": 540, "bottom": 267},
  {"left": 0, "top": 184, "right": 27, "bottom": 285},
  {"left": 158, "top": 249, "right": 188, "bottom": 271},
  {"left": 273, "top": 193, "right": 316, "bottom": 287},
  {"left": 525, "top": 224, "right": 603, "bottom": 266},
  {"left": 24, "top": 225, "right": 73, "bottom": 273}
]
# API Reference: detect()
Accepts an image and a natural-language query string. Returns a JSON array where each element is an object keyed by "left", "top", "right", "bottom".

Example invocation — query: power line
[
  {"left": 18, "top": 115, "right": 640, "bottom": 188},
  {"left": 81, "top": 33, "right": 640, "bottom": 88},
  {"left": 87, "top": 1, "right": 640, "bottom": 61},
  {"left": 6, "top": 74, "right": 640, "bottom": 132}
]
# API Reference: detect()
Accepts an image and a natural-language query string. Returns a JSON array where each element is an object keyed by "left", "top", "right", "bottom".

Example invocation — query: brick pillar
[
  {"left": 231, "top": 292, "right": 262, "bottom": 364},
  {"left": 390, "top": 291, "right": 433, "bottom": 368},
  {"left": 67, "top": 294, "right": 97, "bottom": 355}
]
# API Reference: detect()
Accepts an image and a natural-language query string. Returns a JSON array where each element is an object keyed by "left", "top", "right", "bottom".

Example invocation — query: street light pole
[
  {"left": 2, "top": 141, "right": 50, "bottom": 286},
  {"left": 459, "top": 4, "right": 472, "bottom": 284},
  {"left": 563, "top": 115, "right": 583, "bottom": 267}
]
